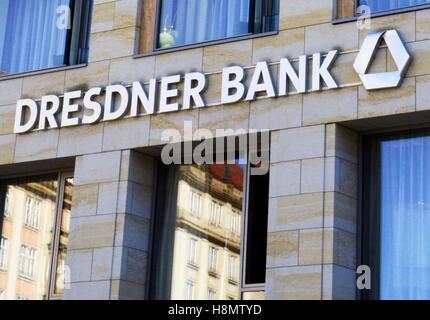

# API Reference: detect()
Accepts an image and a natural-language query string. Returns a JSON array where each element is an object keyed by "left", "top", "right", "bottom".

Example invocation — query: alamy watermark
[{"left": 160, "top": 122, "right": 270, "bottom": 176}]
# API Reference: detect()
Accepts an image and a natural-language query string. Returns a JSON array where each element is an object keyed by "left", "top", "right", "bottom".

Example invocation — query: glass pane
[
  {"left": 358, "top": 0, "right": 430, "bottom": 13},
  {"left": 54, "top": 177, "right": 73, "bottom": 295},
  {"left": 380, "top": 135, "right": 430, "bottom": 299},
  {"left": 242, "top": 291, "right": 265, "bottom": 300},
  {"left": 151, "top": 163, "right": 244, "bottom": 300},
  {"left": 158, "top": 0, "right": 251, "bottom": 48},
  {"left": 0, "top": 175, "right": 59, "bottom": 300},
  {"left": 0, "top": 0, "right": 71, "bottom": 75}
]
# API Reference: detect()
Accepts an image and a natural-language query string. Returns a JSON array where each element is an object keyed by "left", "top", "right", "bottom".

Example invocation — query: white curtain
[
  {"left": 0, "top": 0, "right": 70, "bottom": 74},
  {"left": 360, "top": 0, "right": 430, "bottom": 12},
  {"left": 380, "top": 135, "right": 430, "bottom": 299},
  {"left": 159, "top": 0, "right": 250, "bottom": 47}
]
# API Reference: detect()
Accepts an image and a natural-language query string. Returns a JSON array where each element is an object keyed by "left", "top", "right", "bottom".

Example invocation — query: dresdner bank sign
[{"left": 13, "top": 30, "right": 411, "bottom": 134}]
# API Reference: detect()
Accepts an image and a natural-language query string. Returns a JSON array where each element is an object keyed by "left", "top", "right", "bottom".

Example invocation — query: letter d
[{"left": 14, "top": 99, "right": 39, "bottom": 133}]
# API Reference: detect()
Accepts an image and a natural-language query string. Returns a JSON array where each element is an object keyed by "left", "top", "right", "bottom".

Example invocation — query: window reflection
[
  {"left": 0, "top": 175, "right": 73, "bottom": 300},
  {"left": 151, "top": 163, "right": 244, "bottom": 300}
]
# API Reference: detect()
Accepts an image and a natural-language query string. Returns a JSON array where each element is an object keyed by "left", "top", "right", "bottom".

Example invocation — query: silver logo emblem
[{"left": 354, "top": 30, "right": 412, "bottom": 90}]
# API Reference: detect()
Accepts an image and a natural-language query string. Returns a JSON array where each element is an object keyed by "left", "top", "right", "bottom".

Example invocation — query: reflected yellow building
[
  {"left": 170, "top": 164, "right": 244, "bottom": 300},
  {"left": 0, "top": 177, "right": 68, "bottom": 300}
]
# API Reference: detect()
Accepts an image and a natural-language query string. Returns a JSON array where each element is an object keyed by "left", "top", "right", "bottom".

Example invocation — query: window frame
[
  {"left": 147, "top": 141, "right": 270, "bottom": 300},
  {"left": 0, "top": 0, "right": 93, "bottom": 79},
  {"left": 151, "top": 0, "right": 279, "bottom": 52},
  {"left": 0, "top": 171, "right": 73, "bottom": 300},
  {"left": 334, "top": 0, "right": 430, "bottom": 23}
]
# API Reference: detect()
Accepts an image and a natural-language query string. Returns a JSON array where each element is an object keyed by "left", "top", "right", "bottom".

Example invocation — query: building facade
[{"left": 1, "top": 0, "right": 430, "bottom": 300}]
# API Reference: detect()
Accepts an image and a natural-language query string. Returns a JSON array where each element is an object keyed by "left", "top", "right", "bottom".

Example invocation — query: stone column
[
  {"left": 265, "top": 124, "right": 358, "bottom": 300},
  {"left": 63, "top": 150, "right": 155, "bottom": 300}
]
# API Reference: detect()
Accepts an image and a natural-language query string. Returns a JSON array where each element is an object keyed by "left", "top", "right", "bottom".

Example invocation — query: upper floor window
[
  {"left": 155, "top": 0, "right": 279, "bottom": 49},
  {"left": 188, "top": 238, "right": 198, "bottom": 267},
  {"left": 24, "top": 196, "right": 41, "bottom": 229},
  {"left": 18, "top": 245, "right": 37, "bottom": 280},
  {"left": 358, "top": 0, "right": 430, "bottom": 13},
  {"left": 209, "top": 201, "right": 222, "bottom": 226},
  {"left": 0, "top": 237, "right": 8, "bottom": 271},
  {"left": 188, "top": 190, "right": 202, "bottom": 217},
  {"left": 0, "top": 0, "right": 92, "bottom": 76},
  {"left": 3, "top": 190, "right": 10, "bottom": 218}
]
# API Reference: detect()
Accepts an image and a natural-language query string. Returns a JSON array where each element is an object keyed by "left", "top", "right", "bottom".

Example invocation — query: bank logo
[{"left": 354, "top": 30, "right": 412, "bottom": 90}]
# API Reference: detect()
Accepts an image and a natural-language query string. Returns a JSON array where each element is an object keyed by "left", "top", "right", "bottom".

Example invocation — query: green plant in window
[{"left": 159, "top": 15, "right": 177, "bottom": 48}]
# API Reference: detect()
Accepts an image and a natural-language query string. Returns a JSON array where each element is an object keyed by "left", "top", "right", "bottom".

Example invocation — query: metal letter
[
  {"left": 221, "top": 66, "right": 246, "bottom": 104},
  {"left": 312, "top": 50, "right": 339, "bottom": 91}
]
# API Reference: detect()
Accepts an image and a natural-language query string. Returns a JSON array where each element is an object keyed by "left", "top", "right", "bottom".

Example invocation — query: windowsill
[
  {"left": 0, "top": 64, "right": 87, "bottom": 82},
  {"left": 187, "top": 263, "right": 199, "bottom": 271},
  {"left": 18, "top": 275, "right": 34, "bottom": 283},
  {"left": 332, "top": 3, "right": 430, "bottom": 24},
  {"left": 134, "top": 31, "right": 278, "bottom": 59}
]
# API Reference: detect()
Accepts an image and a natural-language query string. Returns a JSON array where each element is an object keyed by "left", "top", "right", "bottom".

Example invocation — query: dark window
[
  {"left": 357, "top": 0, "right": 430, "bottom": 13},
  {"left": 363, "top": 129, "right": 430, "bottom": 300},
  {"left": 0, "top": 0, "right": 92, "bottom": 76},
  {"left": 244, "top": 162, "right": 269, "bottom": 285},
  {"left": 156, "top": 0, "right": 279, "bottom": 49}
]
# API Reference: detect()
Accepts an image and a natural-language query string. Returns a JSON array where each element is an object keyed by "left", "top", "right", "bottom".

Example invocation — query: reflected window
[
  {"left": 208, "top": 247, "right": 218, "bottom": 273},
  {"left": 0, "top": 174, "right": 73, "bottom": 300},
  {"left": 208, "top": 289, "right": 216, "bottom": 300},
  {"left": 228, "top": 255, "right": 237, "bottom": 282},
  {"left": 18, "top": 245, "right": 37, "bottom": 280},
  {"left": 186, "top": 282, "right": 194, "bottom": 300},
  {"left": 3, "top": 191, "right": 10, "bottom": 218},
  {"left": 0, "top": 237, "right": 8, "bottom": 271},
  {"left": 24, "top": 197, "right": 41, "bottom": 229},
  {"left": 188, "top": 238, "right": 198, "bottom": 267},
  {"left": 189, "top": 190, "right": 202, "bottom": 217},
  {"left": 210, "top": 201, "right": 222, "bottom": 226}
]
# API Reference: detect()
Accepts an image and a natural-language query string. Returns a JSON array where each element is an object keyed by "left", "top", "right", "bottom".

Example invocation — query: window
[
  {"left": 0, "top": 0, "right": 92, "bottom": 76},
  {"left": 149, "top": 147, "right": 270, "bottom": 300},
  {"left": 208, "top": 289, "right": 216, "bottom": 300},
  {"left": 145, "top": 0, "right": 279, "bottom": 51},
  {"left": 230, "top": 210, "right": 240, "bottom": 235},
  {"left": 18, "top": 245, "right": 37, "bottom": 280},
  {"left": 186, "top": 282, "right": 195, "bottom": 300},
  {"left": 3, "top": 189, "right": 11, "bottom": 218},
  {"left": 363, "top": 130, "right": 430, "bottom": 299},
  {"left": 0, "top": 174, "right": 73, "bottom": 300},
  {"left": 357, "top": 0, "right": 430, "bottom": 13},
  {"left": 0, "top": 237, "right": 8, "bottom": 271},
  {"left": 188, "top": 238, "right": 198, "bottom": 266},
  {"left": 189, "top": 190, "right": 202, "bottom": 217},
  {"left": 210, "top": 201, "right": 222, "bottom": 226},
  {"left": 228, "top": 255, "right": 237, "bottom": 281},
  {"left": 24, "top": 196, "right": 41, "bottom": 229},
  {"left": 208, "top": 247, "right": 218, "bottom": 273}
]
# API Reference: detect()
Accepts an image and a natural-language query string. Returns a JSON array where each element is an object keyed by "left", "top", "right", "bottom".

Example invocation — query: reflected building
[
  {"left": 0, "top": 176, "right": 72, "bottom": 300},
  {"left": 170, "top": 164, "right": 244, "bottom": 300}
]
